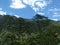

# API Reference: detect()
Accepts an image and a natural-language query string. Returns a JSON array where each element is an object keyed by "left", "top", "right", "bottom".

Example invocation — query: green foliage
[{"left": 0, "top": 14, "right": 60, "bottom": 45}]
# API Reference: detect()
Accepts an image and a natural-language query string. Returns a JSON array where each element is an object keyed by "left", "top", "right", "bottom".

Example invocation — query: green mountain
[{"left": 0, "top": 14, "right": 60, "bottom": 45}]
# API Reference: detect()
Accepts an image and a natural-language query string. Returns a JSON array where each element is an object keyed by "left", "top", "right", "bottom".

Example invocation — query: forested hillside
[{"left": 0, "top": 14, "right": 60, "bottom": 45}]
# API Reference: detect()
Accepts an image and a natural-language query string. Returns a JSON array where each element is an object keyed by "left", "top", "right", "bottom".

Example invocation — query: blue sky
[{"left": 0, "top": 0, "right": 60, "bottom": 21}]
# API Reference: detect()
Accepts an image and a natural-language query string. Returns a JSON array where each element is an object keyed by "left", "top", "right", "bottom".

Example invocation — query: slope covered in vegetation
[{"left": 0, "top": 14, "right": 60, "bottom": 45}]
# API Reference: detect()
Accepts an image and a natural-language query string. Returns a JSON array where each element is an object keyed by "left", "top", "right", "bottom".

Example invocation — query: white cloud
[
  {"left": 54, "top": 12, "right": 58, "bottom": 15},
  {"left": 33, "top": 7, "right": 39, "bottom": 12},
  {"left": 48, "top": 8, "right": 60, "bottom": 11},
  {"left": 14, "top": 14, "right": 20, "bottom": 18},
  {"left": 10, "top": 0, "right": 26, "bottom": 9},
  {"left": 0, "top": 8, "right": 2, "bottom": 10},
  {"left": 22, "top": 0, "right": 37, "bottom": 7},
  {"left": 22, "top": 0, "right": 51, "bottom": 8},
  {"left": 48, "top": 8, "right": 60, "bottom": 18},
  {"left": 0, "top": 8, "right": 7, "bottom": 15},
  {"left": 53, "top": 15, "right": 60, "bottom": 17},
  {"left": 53, "top": 12, "right": 60, "bottom": 17},
  {"left": 37, "top": 12, "right": 45, "bottom": 15},
  {"left": 0, "top": 11, "right": 7, "bottom": 15},
  {"left": 51, "top": 19, "right": 58, "bottom": 21},
  {"left": 10, "top": 0, "right": 52, "bottom": 12},
  {"left": 35, "top": 1, "right": 47, "bottom": 8}
]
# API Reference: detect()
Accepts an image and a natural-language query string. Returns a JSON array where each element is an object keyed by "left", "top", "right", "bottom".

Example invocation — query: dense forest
[{"left": 0, "top": 14, "right": 60, "bottom": 45}]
